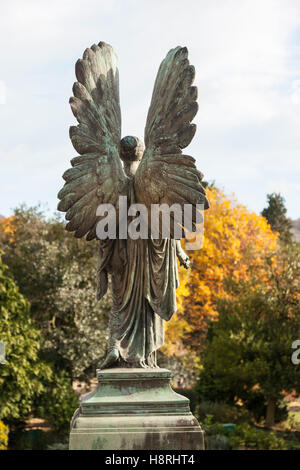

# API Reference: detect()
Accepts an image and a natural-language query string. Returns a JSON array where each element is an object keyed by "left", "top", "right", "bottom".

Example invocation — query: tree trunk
[{"left": 265, "top": 397, "right": 276, "bottom": 427}]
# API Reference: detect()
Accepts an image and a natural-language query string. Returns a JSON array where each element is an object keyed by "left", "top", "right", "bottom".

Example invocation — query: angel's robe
[{"left": 96, "top": 181, "right": 179, "bottom": 366}]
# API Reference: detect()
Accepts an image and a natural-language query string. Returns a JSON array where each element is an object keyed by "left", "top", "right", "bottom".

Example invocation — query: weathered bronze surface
[
  {"left": 69, "top": 368, "right": 204, "bottom": 450},
  {"left": 57, "top": 41, "right": 208, "bottom": 369}
]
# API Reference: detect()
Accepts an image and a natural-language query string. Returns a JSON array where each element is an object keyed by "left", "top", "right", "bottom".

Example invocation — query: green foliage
[
  {"left": 207, "top": 434, "right": 232, "bottom": 450},
  {"left": 36, "top": 369, "right": 79, "bottom": 432},
  {"left": 0, "top": 206, "right": 111, "bottom": 435},
  {"left": 285, "top": 438, "right": 300, "bottom": 450},
  {"left": 8, "top": 428, "right": 68, "bottom": 450},
  {"left": 201, "top": 415, "right": 234, "bottom": 450},
  {"left": 0, "top": 420, "right": 9, "bottom": 450},
  {"left": 230, "top": 424, "right": 286, "bottom": 450},
  {"left": 42, "top": 260, "right": 111, "bottom": 378},
  {"left": 0, "top": 205, "right": 111, "bottom": 379},
  {"left": 261, "top": 192, "right": 292, "bottom": 243},
  {"left": 195, "top": 401, "right": 251, "bottom": 425},
  {"left": 0, "top": 254, "right": 52, "bottom": 425},
  {"left": 202, "top": 416, "right": 286, "bottom": 450},
  {"left": 197, "top": 244, "right": 300, "bottom": 426}
]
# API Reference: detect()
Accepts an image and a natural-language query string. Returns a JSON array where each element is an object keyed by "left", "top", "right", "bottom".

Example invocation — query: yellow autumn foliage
[
  {"left": 0, "top": 216, "right": 15, "bottom": 243},
  {"left": 163, "top": 187, "right": 278, "bottom": 365},
  {"left": 0, "top": 420, "right": 9, "bottom": 450}
]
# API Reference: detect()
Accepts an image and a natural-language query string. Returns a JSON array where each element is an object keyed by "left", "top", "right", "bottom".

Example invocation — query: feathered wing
[
  {"left": 57, "top": 42, "right": 127, "bottom": 240},
  {"left": 134, "top": 46, "right": 209, "bottom": 237}
]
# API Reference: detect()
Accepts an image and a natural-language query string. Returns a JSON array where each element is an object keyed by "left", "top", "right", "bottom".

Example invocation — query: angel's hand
[{"left": 177, "top": 248, "right": 191, "bottom": 269}]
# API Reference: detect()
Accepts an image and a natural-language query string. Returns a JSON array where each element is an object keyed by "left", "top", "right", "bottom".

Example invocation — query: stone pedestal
[{"left": 69, "top": 368, "right": 204, "bottom": 450}]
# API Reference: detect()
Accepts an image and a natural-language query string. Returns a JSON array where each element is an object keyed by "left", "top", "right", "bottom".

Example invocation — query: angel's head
[{"left": 120, "top": 136, "right": 144, "bottom": 177}]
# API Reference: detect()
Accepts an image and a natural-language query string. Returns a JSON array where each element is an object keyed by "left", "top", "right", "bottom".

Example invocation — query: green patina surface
[
  {"left": 60, "top": 40, "right": 208, "bottom": 450},
  {"left": 57, "top": 41, "right": 209, "bottom": 370},
  {"left": 69, "top": 368, "right": 204, "bottom": 450}
]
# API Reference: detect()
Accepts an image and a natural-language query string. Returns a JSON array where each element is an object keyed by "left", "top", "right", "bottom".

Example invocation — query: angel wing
[
  {"left": 57, "top": 42, "right": 127, "bottom": 240},
  {"left": 134, "top": 46, "right": 209, "bottom": 236}
]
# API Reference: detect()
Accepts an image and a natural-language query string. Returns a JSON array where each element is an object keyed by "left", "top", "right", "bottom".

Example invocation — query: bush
[
  {"left": 200, "top": 415, "right": 234, "bottom": 450},
  {"left": 195, "top": 401, "right": 251, "bottom": 425},
  {"left": 36, "top": 370, "right": 79, "bottom": 432},
  {"left": 208, "top": 434, "right": 231, "bottom": 450},
  {"left": 202, "top": 416, "right": 286, "bottom": 450},
  {"left": 231, "top": 424, "right": 286, "bottom": 450},
  {"left": 0, "top": 420, "right": 9, "bottom": 450},
  {"left": 8, "top": 428, "right": 69, "bottom": 450}
]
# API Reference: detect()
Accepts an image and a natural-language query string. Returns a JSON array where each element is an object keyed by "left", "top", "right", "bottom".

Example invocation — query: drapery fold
[{"left": 96, "top": 182, "right": 178, "bottom": 366}]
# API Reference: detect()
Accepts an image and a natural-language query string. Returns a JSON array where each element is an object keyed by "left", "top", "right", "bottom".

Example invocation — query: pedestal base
[{"left": 69, "top": 368, "right": 204, "bottom": 450}]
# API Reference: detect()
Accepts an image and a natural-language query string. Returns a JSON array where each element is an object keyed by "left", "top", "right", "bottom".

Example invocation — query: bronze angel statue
[{"left": 58, "top": 42, "right": 209, "bottom": 369}]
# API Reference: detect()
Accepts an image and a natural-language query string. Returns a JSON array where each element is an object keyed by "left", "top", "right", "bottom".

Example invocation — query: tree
[
  {"left": 261, "top": 193, "right": 292, "bottom": 244},
  {"left": 0, "top": 206, "right": 111, "bottom": 380},
  {"left": 196, "top": 243, "right": 300, "bottom": 426},
  {"left": 164, "top": 187, "right": 278, "bottom": 373},
  {"left": 0, "top": 253, "right": 52, "bottom": 425},
  {"left": 36, "top": 369, "right": 79, "bottom": 432},
  {"left": 44, "top": 260, "right": 111, "bottom": 378}
]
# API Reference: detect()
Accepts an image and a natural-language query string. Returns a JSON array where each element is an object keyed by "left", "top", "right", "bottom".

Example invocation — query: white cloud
[
  {"left": 0, "top": 81, "right": 6, "bottom": 104},
  {"left": 290, "top": 79, "right": 300, "bottom": 104},
  {"left": 0, "top": 0, "right": 300, "bottom": 218}
]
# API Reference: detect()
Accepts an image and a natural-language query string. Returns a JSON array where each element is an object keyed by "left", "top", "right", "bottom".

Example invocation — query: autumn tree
[
  {"left": 261, "top": 193, "right": 292, "bottom": 244},
  {"left": 0, "top": 420, "right": 9, "bottom": 450},
  {"left": 196, "top": 243, "right": 300, "bottom": 426},
  {"left": 164, "top": 187, "right": 278, "bottom": 372}
]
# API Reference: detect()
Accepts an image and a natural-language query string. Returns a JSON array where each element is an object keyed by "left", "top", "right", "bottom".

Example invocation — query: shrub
[
  {"left": 208, "top": 434, "right": 231, "bottom": 450},
  {"left": 36, "top": 370, "right": 79, "bottom": 432},
  {"left": 195, "top": 401, "right": 251, "bottom": 425},
  {"left": 231, "top": 424, "right": 286, "bottom": 450},
  {"left": 202, "top": 416, "right": 286, "bottom": 450}
]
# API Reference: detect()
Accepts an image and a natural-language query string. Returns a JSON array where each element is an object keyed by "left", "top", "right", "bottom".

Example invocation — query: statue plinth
[{"left": 69, "top": 368, "right": 204, "bottom": 450}]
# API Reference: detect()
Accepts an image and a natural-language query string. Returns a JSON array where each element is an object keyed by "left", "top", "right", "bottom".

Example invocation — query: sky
[{"left": 0, "top": 0, "right": 300, "bottom": 219}]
